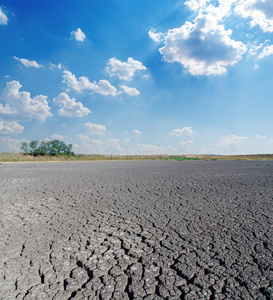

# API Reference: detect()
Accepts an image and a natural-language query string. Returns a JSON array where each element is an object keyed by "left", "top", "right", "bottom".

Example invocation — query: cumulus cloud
[
  {"left": 148, "top": 29, "right": 164, "bottom": 43},
  {"left": 119, "top": 85, "right": 140, "bottom": 96},
  {"left": 170, "top": 127, "right": 193, "bottom": 136},
  {"left": 152, "top": 0, "right": 247, "bottom": 75},
  {"left": 259, "top": 45, "right": 273, "bottom": 58},
  {"left": 106, "top": 57, "right": 147, "bottom": 80},
  {"left": 0, "top": 7, "right": 8, "bottom": 25},
  {"left": 13, "top": 56, "right": 43, "bottom": 68},
  {"left": 0, "top": 119, "right": 24, "bottom": 135},
  {"left": 71, "top": 28, "right": 86, "bottom": 42},
  {"left": 159, "top": 16, "right": 247, "bottom": 75},
  {"left": 63, "top": 70, "right": 118, "bottom": 96},
  {"left": 235, "top": 0, "right": 273, "bottom": 32},
  {"left": 84, "top": 122, "right": 107, "bottom": 135},
  {"left": 0, "top": 80, "right": 52, "bottom": 122},
  {"left": 53, "top": 93, "right": 91, "bottom": 117},
  {"left": 133, "top": 129, "right": 141, "bottom": 135}
]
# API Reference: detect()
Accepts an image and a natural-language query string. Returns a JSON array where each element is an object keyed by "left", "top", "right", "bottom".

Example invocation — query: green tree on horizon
[{"left": 20, "top": 140, "right": 75, "bottom": 157}]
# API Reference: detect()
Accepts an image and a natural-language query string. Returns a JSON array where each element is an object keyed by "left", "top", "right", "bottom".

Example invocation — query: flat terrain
[{"left": 0, "top": 161, "right": 272, "bottom": 299}]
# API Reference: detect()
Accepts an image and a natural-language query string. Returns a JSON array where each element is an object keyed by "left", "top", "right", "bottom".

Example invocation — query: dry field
[
  {"left": 0, "top": 160, "right": 272, "bottom": 299},
  {"left": 0, "top": 152, "right": 272, "bottom": 163}
]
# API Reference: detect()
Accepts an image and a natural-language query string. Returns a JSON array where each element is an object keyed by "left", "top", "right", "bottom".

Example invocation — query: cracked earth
[{"left": 0, "top": 160, "right": 272, "bottom": 299}]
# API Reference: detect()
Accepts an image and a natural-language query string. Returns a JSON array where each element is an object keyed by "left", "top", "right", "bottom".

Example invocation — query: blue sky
[{"left": 0, "top": 0, "right": 273, "bottom": 155}]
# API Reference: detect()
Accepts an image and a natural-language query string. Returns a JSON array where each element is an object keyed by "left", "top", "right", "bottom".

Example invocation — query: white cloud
[
  {"left": 13, "top": 56, "right": 43, "bottom": 68},
  {"left": 53, "top": 93, "right": 91, "bottom": 117},
  {"left": 159, "top": 17, "right": 247, "bottom": 75},
  {"left": 124, "top": 138, "right": 131, "bottom": 143},
  {"left": 235, "top": 0, "right": 273, "bottom": 33},
  {"left": 84, "top": 122, "right": 107, "bottom": 135},
  {"left": 133, "top": 129, "right": 141, "bottom": 135},
  {"left": 0, "top": 80, "right": 52, "bottom": 122},
  {"left": 179, "top": 140, "right": 193, "bottom": 146},
  {"left": 49, "top": 63, "right": 62, "bottom": 70},
  {"left": 91, "top": 80, "right": 119, "bottom": 96},
  {"left": 0, "top": 7, "right": 8, "bottom": 25},
  {"left": 63, "top": 70, "right": 118, "bottom": 96},
  {"left": 0, "top": 119, "right": 24, "bottom": 135},
  {"left": 259, "top": 45, "right": 273, "bottom": 58},
  {"left": 154, "top": 0, "right": 247, "bottom": 76},
  {"left": 4, "top": 75, "right": 10, "bottom": 78},
  {"left": 248, "top": 43, "right": 263, "bottom": 55},
  {"left": 184, "top": 0, "right": 210, "bottom": 11},
  {"left": 106, "top": 57, "right": 147, "bottom": 80},
  {"left": 0, "top": 137, "right": 26, "bottom": 152},
  {"left": 120, "top": 85, "right": 140, "bottom": 96},
  {"left": 0, "top": 103, "right": 17, "bottom": 115},
  {"left": 255, "top": 134, "right": 267, "bottom": 139},
  {"left": 216, "top": 134, "right": 248, "bottom": 147},
  {"left": 148, "top": 29, "right": 164, "bottom": 43},
  {"left": 50, "top": 134, "right": 64, "bottom": 140},
  {"left": 170, "top": 127, "right": 193, "bottom": 136},
  {"left": 71, "top": 28, "right": 86, "bottom": 42}
]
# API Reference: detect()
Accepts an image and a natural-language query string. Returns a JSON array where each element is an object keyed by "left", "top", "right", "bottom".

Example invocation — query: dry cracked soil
[{"left": 0, "top": 160, "right": 272, "bottom": 300}]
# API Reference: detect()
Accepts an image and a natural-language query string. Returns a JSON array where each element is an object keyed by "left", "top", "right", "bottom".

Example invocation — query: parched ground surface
[{"left": 0, "top": 160, "right": 272, "bottom": 300}]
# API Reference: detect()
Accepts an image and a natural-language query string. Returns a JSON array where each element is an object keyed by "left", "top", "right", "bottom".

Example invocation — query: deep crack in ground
[{"left": 0, "top": 160, "right": 272, "bottom": 299}]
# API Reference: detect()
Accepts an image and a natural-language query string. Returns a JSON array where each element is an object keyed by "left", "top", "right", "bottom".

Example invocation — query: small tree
[{"left": 20, "top": 141, "right": 28, "bottom": 154}]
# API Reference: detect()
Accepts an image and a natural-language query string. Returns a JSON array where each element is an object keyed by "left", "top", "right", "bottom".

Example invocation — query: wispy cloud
[
  {"left": 14, "top": 56, "right": 43, "bottom": 68},
  {"left": 0, "top": 7, "right": 8, "bottom": 25},
  {"left": 259, "top": 45, "right": 273, "bottom": 58},
  {"left": 49, "top": 63, "right": 62, "bottom": 70},
  {"left": 133, "top": 129, "right": 141, "bottom": 135}
]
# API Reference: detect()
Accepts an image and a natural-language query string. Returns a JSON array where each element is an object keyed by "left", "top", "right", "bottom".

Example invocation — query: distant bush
[{"left": 20, "top": 140, "right": 75, "bottom": 157}]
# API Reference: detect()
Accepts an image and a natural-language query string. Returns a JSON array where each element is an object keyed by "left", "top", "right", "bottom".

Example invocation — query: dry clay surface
[{"left": 0, "top": 160, "right": 272, "bottom": 300}]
